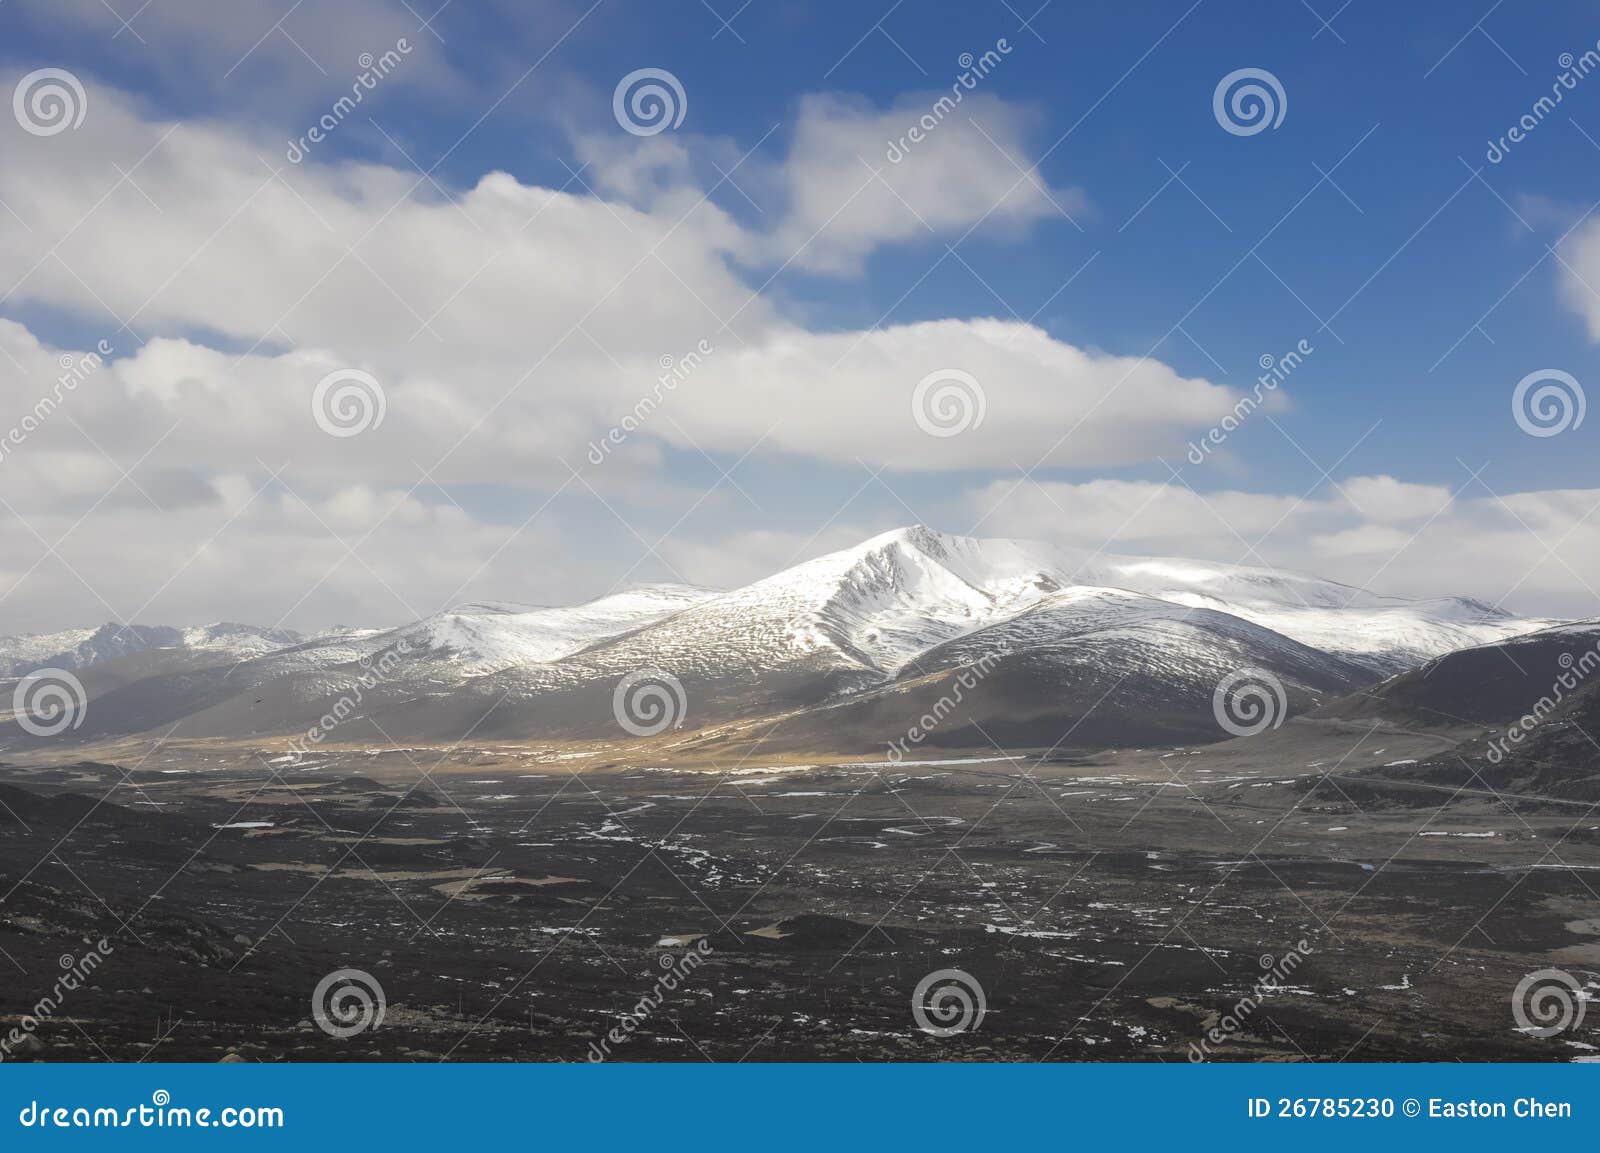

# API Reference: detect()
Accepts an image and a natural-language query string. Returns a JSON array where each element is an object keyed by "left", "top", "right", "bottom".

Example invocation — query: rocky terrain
[
  {"left": 0, "top": 716, "right": 1595, "bottom": 1062},
  {"left": 1, "top": 530, "right": 1593, "bottom": 1063}
]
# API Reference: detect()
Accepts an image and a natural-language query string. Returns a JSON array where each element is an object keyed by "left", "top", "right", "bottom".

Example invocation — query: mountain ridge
[{"left": 0, "top": 526, "right": 1562, "bottom": 751}]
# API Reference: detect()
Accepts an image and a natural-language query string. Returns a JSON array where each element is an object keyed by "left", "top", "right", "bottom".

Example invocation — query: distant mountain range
[
  {"left": 0, "top": 526, "right": 1568, "bottom": 754},
  {"left": 0, "top": 622, "right": 306, "bottom": 678}
]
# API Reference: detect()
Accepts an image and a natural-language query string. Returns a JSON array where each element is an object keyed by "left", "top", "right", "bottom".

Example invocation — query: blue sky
[{"left": 1, "top": 0, "right": 1598, "bottom": 629}]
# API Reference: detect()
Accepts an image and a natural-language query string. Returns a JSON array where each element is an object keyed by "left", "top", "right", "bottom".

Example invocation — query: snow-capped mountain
[
  {"left": 1080, "top": 558, "right": 1543, "bottom": 674},
  {"left": 382, "top": 585, "right": 715, "bottom": 673},
  {"left": 251, "top": 584, "right": 717, "bottom": 677},
  {"left": 0, "top": 526, "right": 1557, "bottom": 749},
  {"left": 0, "top": 621, "right": 303, "bottom": 678},
  {"left": 813, "top": 526, "right": 1547, "bottom": 676}
]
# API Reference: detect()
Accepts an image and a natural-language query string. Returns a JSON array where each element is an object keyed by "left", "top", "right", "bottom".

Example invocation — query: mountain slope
[
  {"left": 1316, "top": 621, "right": 1600, "bottom": 800},
  {"left": 753, "top": 585, "right": 1374, "bottom": 754},
  {"left": 0, "top": 527, "right": 1559, "bottom": 750},
  {"left": 269, "top": 583, "right": 717, "bottom": 677},
  {"left": 937, "top": 540, "right": 1546, "bottom": 675},
  {"left": 0, "top": 622, "right": 302, "bottom": 677},
  {"left": 1322, "top": 620, "right": 1600, "bottom": 731}
]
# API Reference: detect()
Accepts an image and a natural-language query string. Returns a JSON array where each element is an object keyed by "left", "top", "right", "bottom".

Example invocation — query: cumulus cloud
[
  {"left": 748, "top": 92, "right": 1084, "bottom": 275},
  {"left": 662, "top": 318, "right": 1237, "bottom": 471},
  {"left": 0, "top": 82, "right": 1207, "bottom": 481},
  {"left": 1558, "top": 215, "right": 1600, "bottom": 339},
  {"left": 0, "top": 77, "right": 1255, "bottom": 630},
  {"left": 576, "top": 90, "right": 1084, "bottom": 276},
  {"left": 960, "top": 476, "right": 1600, "bottom": 618},
  {"left": 13, "top": 77, "right": 1573, "bottom": 634}
]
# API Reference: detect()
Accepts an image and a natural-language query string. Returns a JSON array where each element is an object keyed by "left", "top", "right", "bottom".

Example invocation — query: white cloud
[
  {"left": 748, "top": 92, "right": 1084, "bottom": 275},
  {"left": 1559, "top": 216, "right": 1600, "bottom": 339},
  {"left": 576, "top": 90, "right": 1084, "bottom": 277},
  {"left": 14, "top": 0, "right": 459, "bottom": 110},
  {"left": 12, "top": 80, "right": 1580, "bottom": 634},
  {"left": 961, "top": 476, "right": 1600, "bottom": 618},
  {"left": 662, "top": 318, "right": 1238, "bottom": 471},
  {"left": 1336, "top": 475, "right": 1452, "bottom": 522},
  {"left": 0, "top": 79, "right": 1256, "bottom": 633},
  {"left": 0, "top": 82, "right": 1206, "bottom": 483}
]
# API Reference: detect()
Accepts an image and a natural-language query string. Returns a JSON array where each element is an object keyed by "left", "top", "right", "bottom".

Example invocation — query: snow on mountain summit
[
  {"left": 292, "top": 583, "right": 719, "bottom": 676},
  {"left": 0, "top": 621, "right": 302, "bottom": 677},
  {"left": 0, "top": 528, "right": 1548, "bottom": 688},
  {"left": 359, "top": 525, "right": 1553, "bottom": 690},
  {"left": 0, "top": 526, "right": 1560, "bottom": 750},
  {"left": 820, "top": 526, "right": 1549, "bottom": 674}
]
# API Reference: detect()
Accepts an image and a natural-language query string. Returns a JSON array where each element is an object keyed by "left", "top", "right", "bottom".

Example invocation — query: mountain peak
[{"left": 862, "top": 523, "right": 950, "bottom": 553}]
